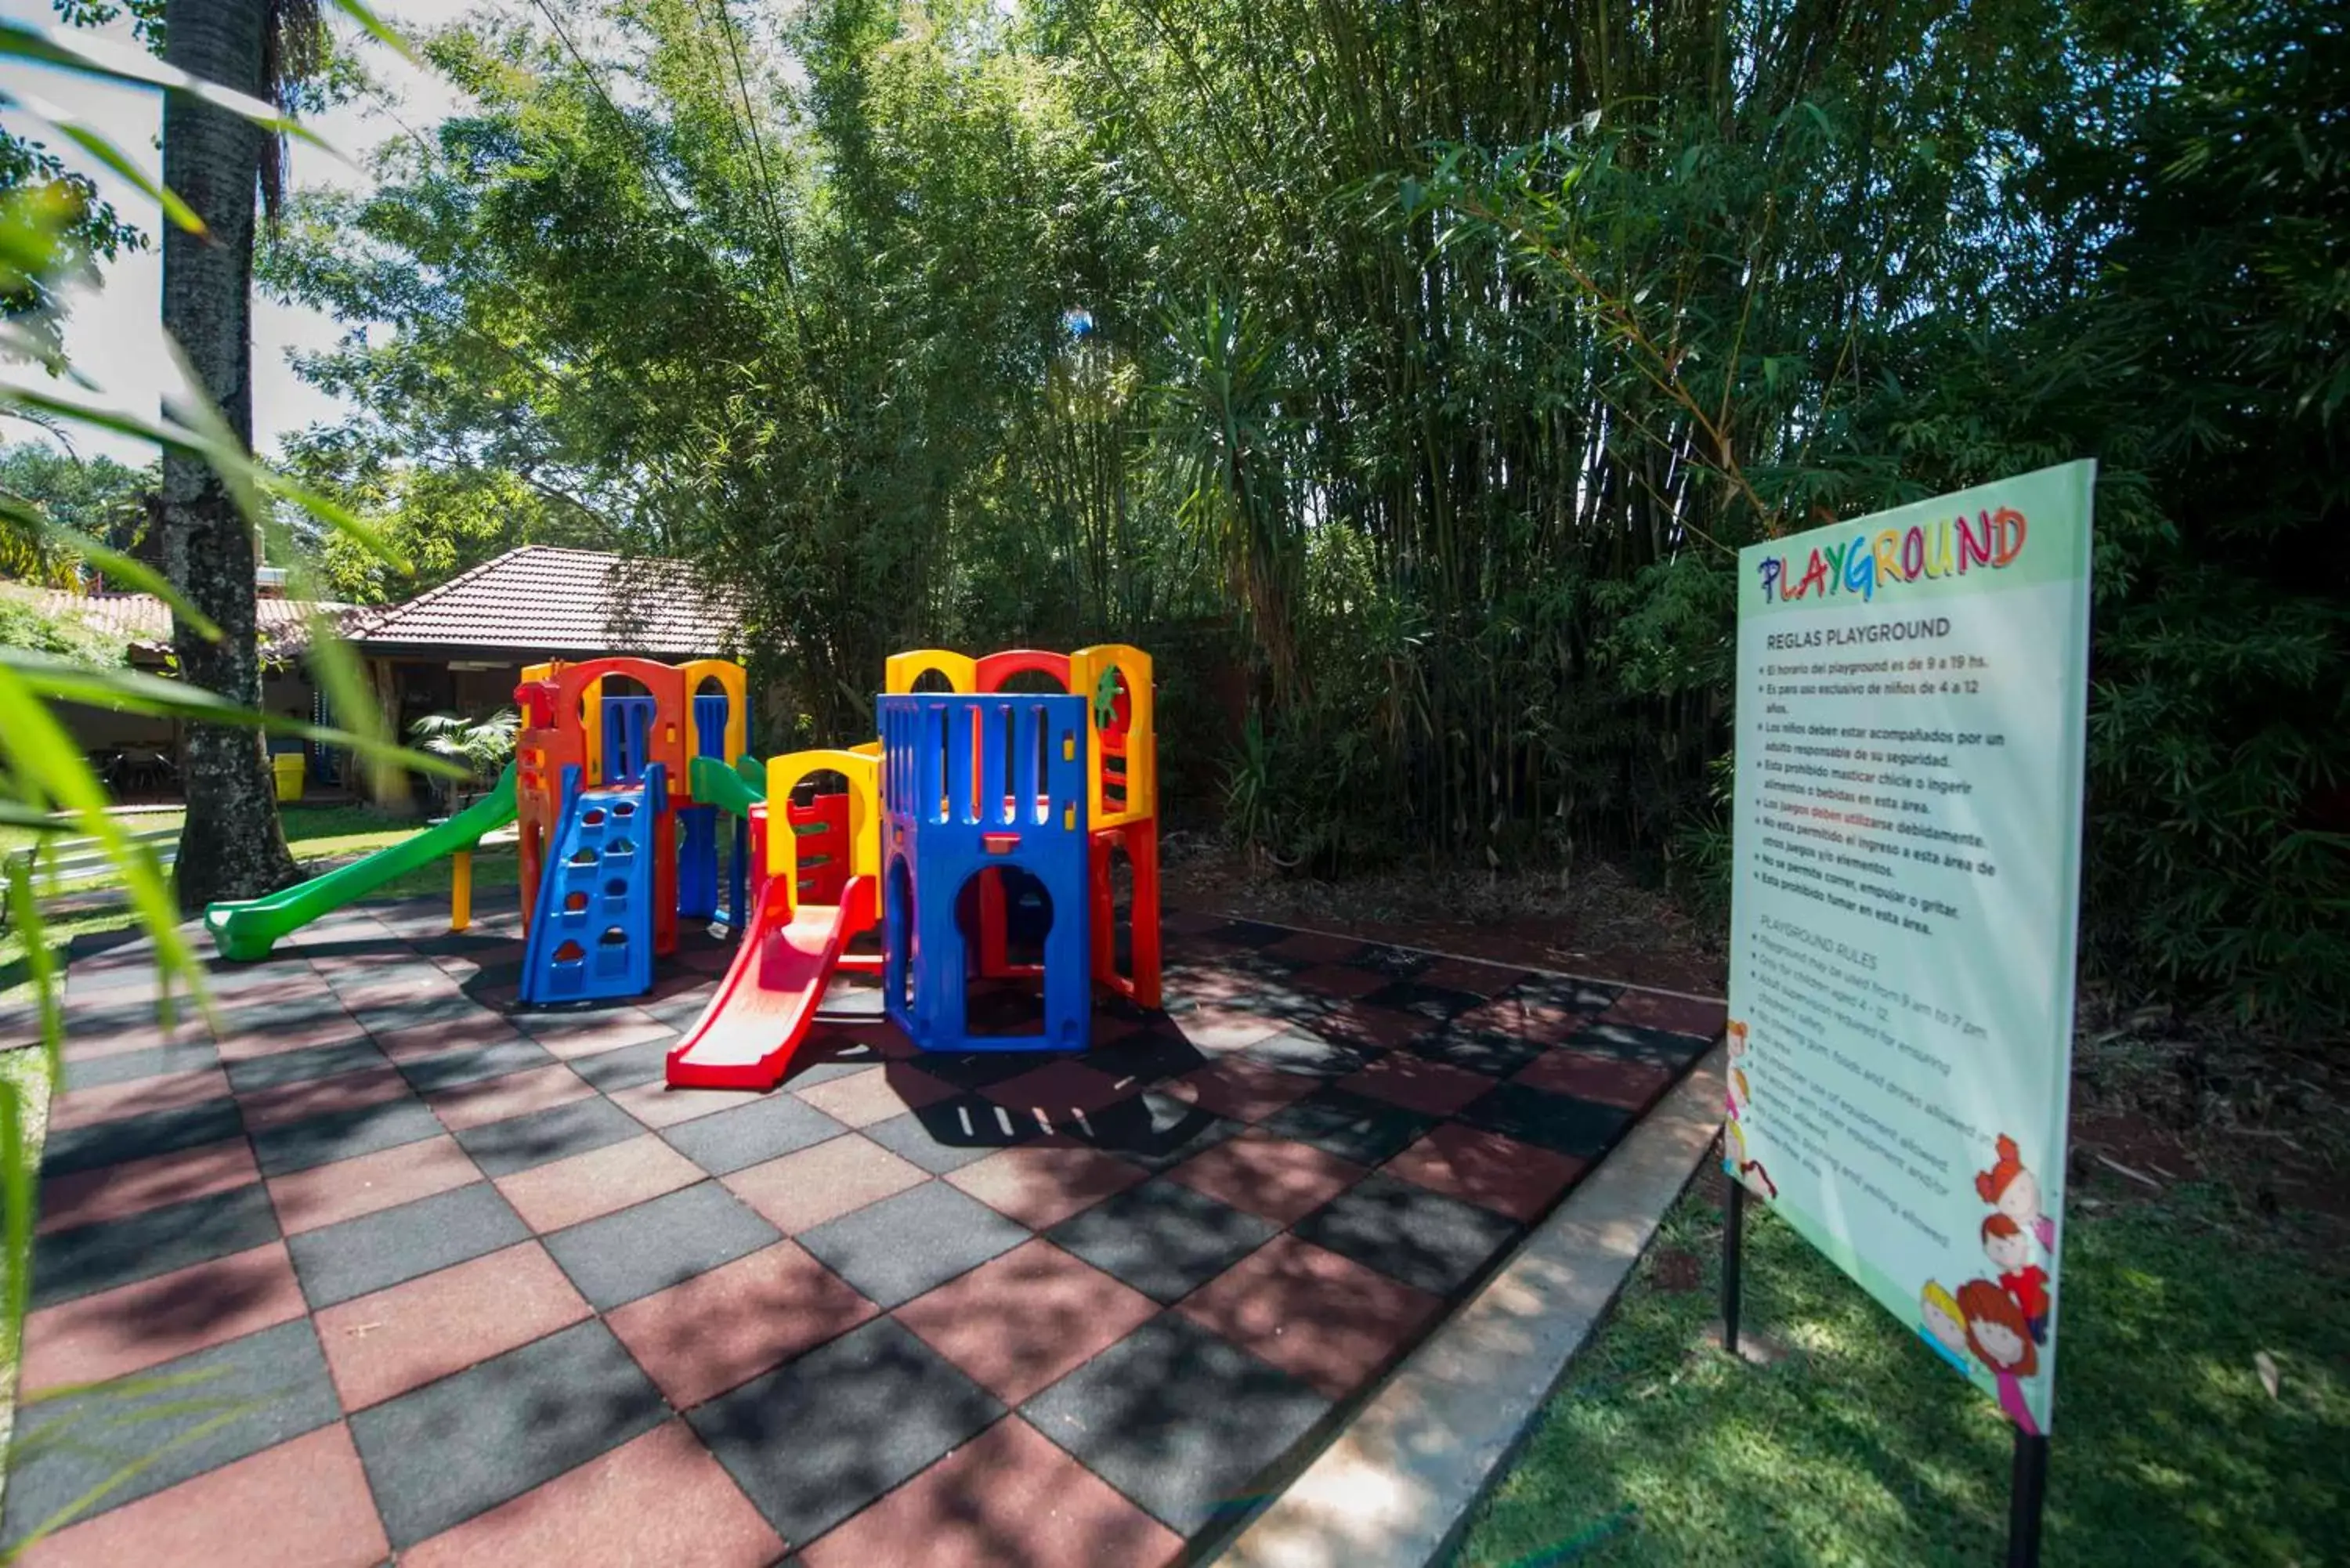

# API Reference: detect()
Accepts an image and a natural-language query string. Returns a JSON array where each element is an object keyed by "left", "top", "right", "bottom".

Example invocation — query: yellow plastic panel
[
  {"left": 1071, "top": 645, "right": 1155, "bottom": 827},
  {"left": 884, "top": 649, "right": 976, "bottom": 695},
  {"left": 765, "top": 748, "right": 881, "bottom": 909},
  {"left": 676, "top": 659, "right": 750, "bottom": 788}
]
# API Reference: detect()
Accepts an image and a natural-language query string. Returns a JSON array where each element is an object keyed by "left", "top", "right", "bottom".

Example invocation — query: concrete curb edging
[{"left": 1211, "top": 1043, "right": 1729, "bottom": 1568}]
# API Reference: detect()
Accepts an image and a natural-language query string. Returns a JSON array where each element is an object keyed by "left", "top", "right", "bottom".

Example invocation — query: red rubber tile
[
  {"left": 1313, "top": 999, "right": 1432, "bottom": 1049},
  {"left": 981, "top": 1060, "right": 1137, "bottom": 1126},
  {"left": 400, "top": 1420, "right": 779, "bottom": 1568},
  {"left": 426, "top": 1064, "right": 597, "bottom": 1133},
  {"left": 57, "top": 1024, "right": 201, "bottom": 1061},
  {"left": 523, "top": 1010, "right": 674, "bottom": 1059},
  {"left": 37, "top": 1138, "right": 259, "bottom": 1236},
  {"left": 1177, "top": 1233, "right": 1444, "bottom": 1398},
  {"left": 494, "top": 1134, "right": 707, "bottom": 1234},
  {"left": 45, "top": 1067, "right": 231, "bottom": 1132},
  {"left": 1451, "top": 996, "right": 1588, "bottom": 1045},
  {"left": 333, "top": 974, "right": 465, "bottom": 1012},
  {"left": 801, "top": 1414, "right": 1181, "bottom": 1568},
  {"left": 1164, "top": 1133, "right": 1368, "bottom": 1226},
  {"left": 943, "top": 1145, "right": 1149, "bottom": 1230},
  {"left": 1335, "top": 1054, "right": 1495, "bottom": 1116},
  {"left": 1412, "top": 957, "right": 1531, "bottom": 998},
  {"left": 13, "top": 1422, "right": 388, "bottom": 1568},
  {"left": 18, "top": 1241, "right": 308, "bottom": 1394},
  {"left": 1161, "top": 1058, "right": 1321, "bottom": 1124},
  {"left": 213, "top": 1012, "right": 367, "bottom": 1060},
  {"left": 237, "top": 1064, "right": 411, "bottom": 1132},
  {"left": 790, "top": 1064, "right": 953, "bottom": 1129},
  {"left": 892, "top": 1239, "right": 1159, "bottom": 1406},
  {"left": 1600, "top": 988, "right": 1727, "bottom": 1039},
  {"left": 1383, "top": 1122, "right": 1587, "bottom": 1223},
  {"left": 1171, "top": 1006, "right": 1289, "bottom": 1053},
  {"left": 266, "top": 1134, "right": 483, "bottom": 1235},
  {"left": 721, "top": 1134, "right": 928, "bottom": 1234},
  {"left": 606, "top": 1241, "right": 877, "bottom": 1408},
  {"left": 316, "top": 1241, "right": 591, "bottom": 1411},
  {"left": 1266, "top": 930, "right": 1364, "bottom": 965},
  {"left": 1512, "top": 1048, "right": 1676, "bottom": 1110}
]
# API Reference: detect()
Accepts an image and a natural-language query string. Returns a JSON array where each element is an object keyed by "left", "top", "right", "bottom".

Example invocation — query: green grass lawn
[
  {"left": 0, "top": 804, "right": 517, "bottom": 999},
  {"left": 1450, "top": 1174, "right": 2350, "bottom": 1568}
]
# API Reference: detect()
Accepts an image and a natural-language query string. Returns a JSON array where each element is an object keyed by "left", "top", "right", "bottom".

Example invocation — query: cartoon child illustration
[
  {"left": 1918, "top": 1281, "right": 1971, "bottom": 1374},
  {"left": 1983, "top": 1215, "right": 2051, "bottom": 1344},
  {"left": 1725, "top": 1121, "right": 1777, "bottom": 1198},
  {"left": 1726, "top": 1019, "right": 1749, "bottom": 1060},
  {"left": 1976, "top": 1133, "right": 2056, "bottom": 1254},
  {"left": 1956, "top": 1279, "right": 2041, "bottom": 1434},
  {"left": 1727, "top": 1067, "right": 1752, "bottom": 1118}
]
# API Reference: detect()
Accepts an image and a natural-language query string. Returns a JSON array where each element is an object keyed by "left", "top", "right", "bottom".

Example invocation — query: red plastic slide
[{"left": 665, "top": 875, "right": 874, "bottom": 1090}]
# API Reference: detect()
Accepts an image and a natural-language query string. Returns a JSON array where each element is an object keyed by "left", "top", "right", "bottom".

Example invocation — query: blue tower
[
  {"left": 880, "top": 693, "right": 1090, "bottom": 1052},
  {"left": 678, "top": 691, "right": 732, "bottom": 922}
]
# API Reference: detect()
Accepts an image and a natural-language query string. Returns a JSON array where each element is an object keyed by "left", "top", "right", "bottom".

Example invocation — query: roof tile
[{"left": 345, "top": 548, "right": 736, "bottom": 658}]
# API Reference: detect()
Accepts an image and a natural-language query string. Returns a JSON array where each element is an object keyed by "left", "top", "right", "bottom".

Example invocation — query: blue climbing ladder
[{"left": 519, "top": 761, "right": 667, "bottom": 1004}]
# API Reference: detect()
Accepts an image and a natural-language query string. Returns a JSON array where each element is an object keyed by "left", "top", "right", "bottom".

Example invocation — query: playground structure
[
  {"left": 665, "top": 643, "right": 1159, "bottom": 1089},
  {"left": 201, "top": 641, "right": 1160, "bottom": 1098}
]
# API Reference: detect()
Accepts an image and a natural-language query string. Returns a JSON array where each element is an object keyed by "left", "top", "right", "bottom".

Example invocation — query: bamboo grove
[{"left": 262, "top": 0, "right": 2348, "bottom": 1026}]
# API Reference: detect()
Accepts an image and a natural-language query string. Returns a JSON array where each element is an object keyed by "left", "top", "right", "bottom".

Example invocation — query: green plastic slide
[
  {"left": 204, "top": 765, "right": 520, "bottom": 963},
  {"left": 692, "top": 753, "right": 767, "bottom": 817}
]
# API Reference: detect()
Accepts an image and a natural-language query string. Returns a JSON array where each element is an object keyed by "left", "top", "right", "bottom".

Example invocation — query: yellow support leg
[{"left": 451, "top": 848, "right": 473, "bottom": 933}]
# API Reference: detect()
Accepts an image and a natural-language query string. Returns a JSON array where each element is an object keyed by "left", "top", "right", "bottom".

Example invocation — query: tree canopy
[{"left": 258, "top": 0, "right": 2348, "bottom": 1024}]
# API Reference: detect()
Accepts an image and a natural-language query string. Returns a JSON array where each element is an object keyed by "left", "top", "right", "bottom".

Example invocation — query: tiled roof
[
  {"left": 2, "top": 583, "right": 352, "bottom": 659},
  {"left": 345, "top": 547, "right": 739, "bottom": 658}
]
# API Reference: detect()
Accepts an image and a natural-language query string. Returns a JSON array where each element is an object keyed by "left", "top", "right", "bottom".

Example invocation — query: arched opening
[
  {"left": 909, "top": 667, "right": 958, "bottom": 694},
  {"left": 786, "top": 767, "right": 854, "bottom": 909},
  {"left": 956, "top": 868, "right": 1052, "bottom": 1036},
  {"left": 992, "top": 669, "right": 1067, "bottom": 695},
  {"left": 692, "top": 674, "right": 732, "bottom": 761}
]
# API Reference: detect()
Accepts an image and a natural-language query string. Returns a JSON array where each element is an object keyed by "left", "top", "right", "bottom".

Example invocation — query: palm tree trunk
[{"left": 161, "top": 0, "right": 299, "bottom": 909}]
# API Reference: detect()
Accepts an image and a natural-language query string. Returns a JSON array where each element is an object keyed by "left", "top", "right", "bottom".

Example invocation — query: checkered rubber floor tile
[{"left": 10, "top": 891, "right": 1720, "bottom": 1565}]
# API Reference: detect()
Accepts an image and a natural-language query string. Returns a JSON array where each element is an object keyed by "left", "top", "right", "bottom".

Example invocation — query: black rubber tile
[
  {"left": 641, "top": 989, "right": 720, "bottom": 1029},
  {"left": 59, "top": 1040, "right": 219, "bottom": 1091},
  {"left": 350, "top": 1318, "right": 668, "bottom": 1548},
  {"left": 1240, "top": 1030, "right": 1376, "bottom": 1082},
  {"left": 396, "top": 1037, "right": 559, "bottom": 1094},
  {"left": 451, "top": 1096, "right": 643, "bottom": 1177},
  {"left": 1509, "top": 976, "right": 1622, "bottom": 1013},
  {"left": 1200, "top": 919, "right": 1294, "bottom": 949},
  {"left": 915, "top": 1051, "right": 1058, "bottom": 1091},
  {"left": 689, "top": 1316, "right": 1000, "bottom": 1544},
  {"left": 1363, "top": 978, "right": 1485, "bottom": 1023},
  {"left": 1021, "top": 1312, "right": 1331, "bottom": 1534},
  {"left": 1350, "top": 943, "right": 1435, "bottom": 979},
  {"left": 1047, "top": 1178, "right": 1277, "bottom": 1303},
  {"left": 287, "top": 1181, "right": 530, "bottom": 1309},
  {"left": 210, "top": 994, "right": 361, "bottom": 1033},
  {"left": 542, "top": 1180, "right": 781, "bottom": 1311},
  {"left": 660, "top": 1093, "right": 846, "bottom": 1176},
  {"left": 39, "top": 1098, "right": 244, "bottom": 1178},
  {"left": 0, "top": 1320, "right": 339, "bottom": 1550},
  {"left": 797, "top": 1181, "right": 1027, "bottom": 1309},
  {"left": 30, "top": 1183, "right": 280, "bottom": 1310},
  {"left": 1259, "top": 1086, "right": 1437, "bottom": 1167},
  {"left": 1564, "top": 1020, "right": 1715, "bottom": 1070},
  {"left": 1082, "top": 1029, "right": 1210, "bottom": 1086},
  {"left": 1291, "top": 1171, "right": 1521, "bottom": 1296},
  {"left": 1076, "top": 1090, "right": 1240, "bottom": 1173},
  {"left": 352, "top": 993, "right": 505, "bottom": 1033},
  {"left": 566, "top": 1038, "right": 674, "bottom": 1092},
  {"left": 1407, "top": 1024, "right": 1543, "bottom": 1078},
  {"left": 58, "top": 999, "right": 168, "bottom": 1039},
  {"left": 862, "top": 1103, "right": 1029, "bottom": 1174},
  {"left": 250, "top": 1095, "right": 445, "bottom": 1177},
  {"left": 1453, "top": 1081, "right": 1635, "bottom": 1159},
  {"left": 222, "top": 1038, "right": 391, "bottom": 1093}
]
